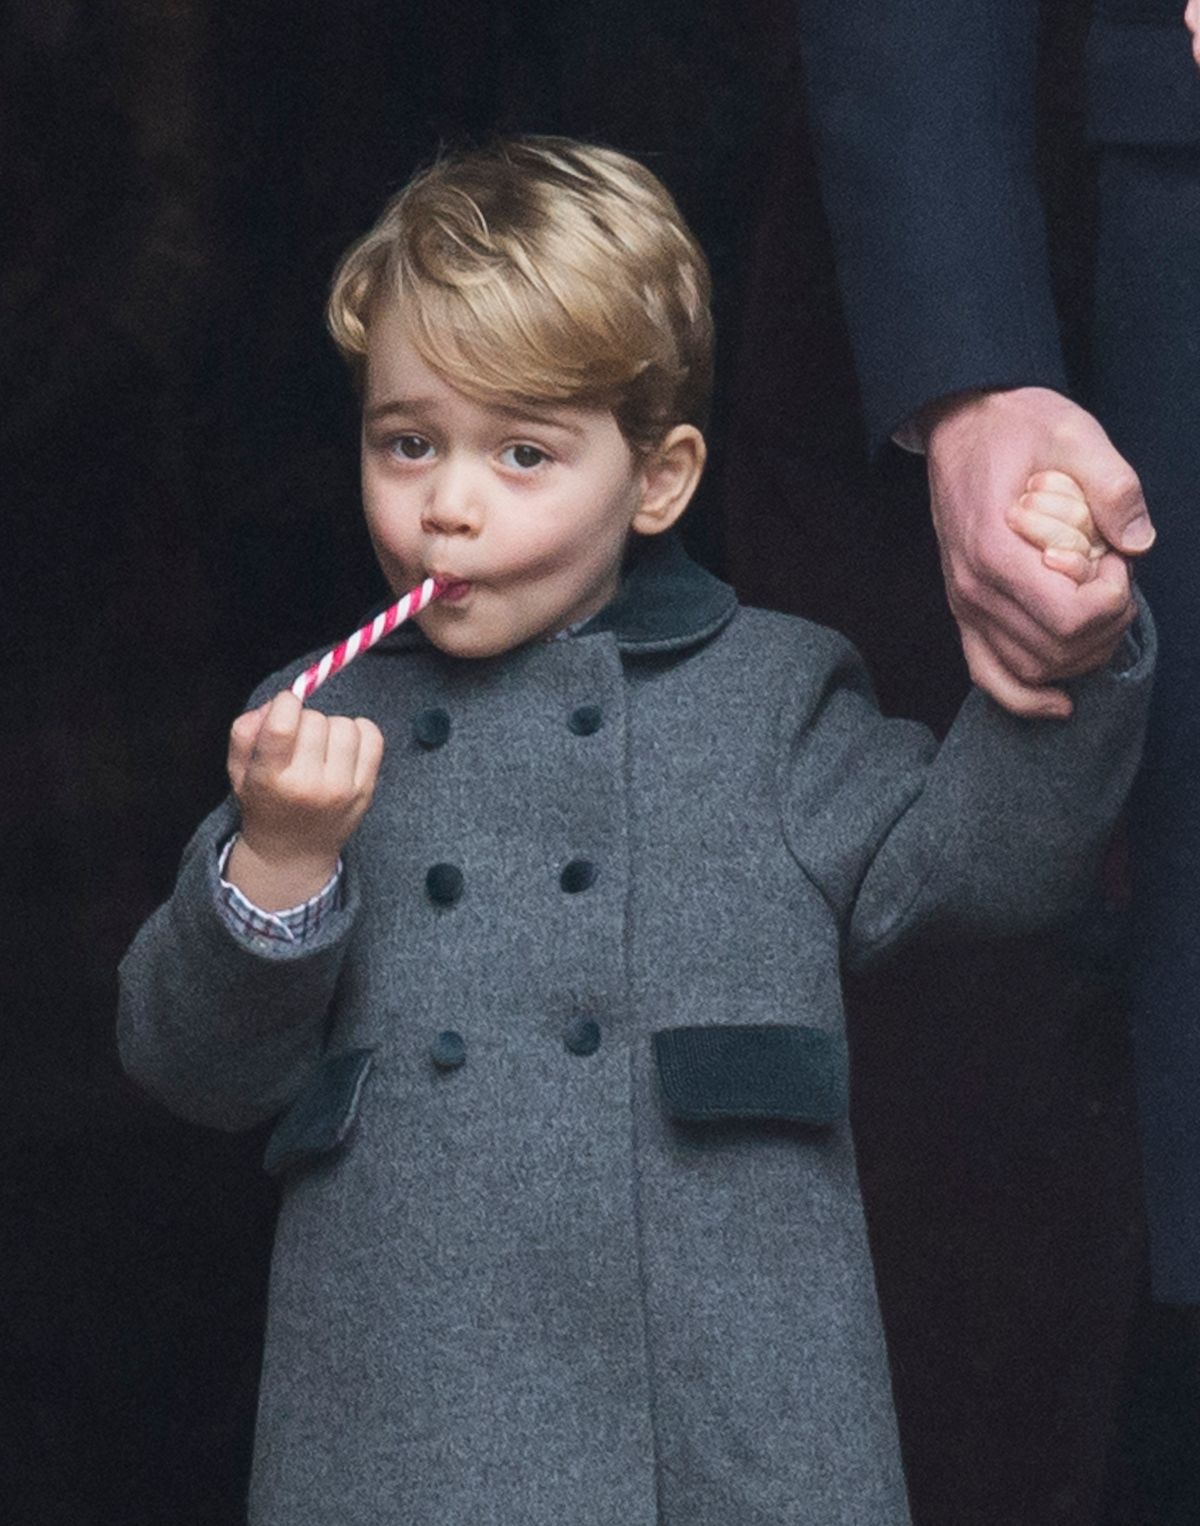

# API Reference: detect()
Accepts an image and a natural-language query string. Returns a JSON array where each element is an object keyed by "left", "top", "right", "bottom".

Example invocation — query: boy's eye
[
  {"left": 391, "top": 434, "right": 432, "bottom": 461},
  {"left": 501, "top": 443, "right": 548, "bottom": 471}
]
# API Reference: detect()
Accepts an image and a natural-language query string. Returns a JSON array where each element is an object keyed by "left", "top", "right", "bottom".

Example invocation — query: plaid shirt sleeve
[{"left": 216, "top": 836, "right": 343, "bottom": 948}]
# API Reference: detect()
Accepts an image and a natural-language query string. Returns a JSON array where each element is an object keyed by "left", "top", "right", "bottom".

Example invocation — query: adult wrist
[
  {"left": 917, "top": 384, "right": 1078, "bottom": 457},
  {"left": 913, "top": 388, "right": 993, "bottom": 453}
]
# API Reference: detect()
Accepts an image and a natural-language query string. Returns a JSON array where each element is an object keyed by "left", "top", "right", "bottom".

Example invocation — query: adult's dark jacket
[
  {"left": 793, "top": 0, "right": 1200, "bottom": 1302},
  {"left": 794, "top": 0, "right": 1200, "bottom": 451}
]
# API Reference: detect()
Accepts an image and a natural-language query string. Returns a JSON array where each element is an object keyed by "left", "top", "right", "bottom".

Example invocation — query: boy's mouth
[{"left": 434, "top": 577, "right": 472, "bottom": 604}]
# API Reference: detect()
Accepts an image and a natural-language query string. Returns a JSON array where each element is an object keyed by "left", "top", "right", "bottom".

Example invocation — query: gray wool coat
[{"left": 119, "top": 535, "right": 1154, "bottom": 1526}]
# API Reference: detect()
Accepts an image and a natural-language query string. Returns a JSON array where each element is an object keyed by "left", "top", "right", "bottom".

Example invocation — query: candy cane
[{"left": 291, "top": 577, "right": 444, "bottom": 701}]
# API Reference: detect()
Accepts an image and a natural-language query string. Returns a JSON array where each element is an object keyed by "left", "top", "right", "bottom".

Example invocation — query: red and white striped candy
[{"left": 291, "top": 576, "right": 444, "bottom": 701}]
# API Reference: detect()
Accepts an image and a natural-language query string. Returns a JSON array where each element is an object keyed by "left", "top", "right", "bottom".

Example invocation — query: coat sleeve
[
  {"left": 117, "top": 661, "right": 362, "bottom": 1131},
  {"left": 794, "top": 0, "right": 1067, "bottom": 452},
  {"left": 117, "top": 794, "right": 361, "bottom": 1130},
  {"left": 779, "top": 595, "right": 1156, "bottom": 972}
]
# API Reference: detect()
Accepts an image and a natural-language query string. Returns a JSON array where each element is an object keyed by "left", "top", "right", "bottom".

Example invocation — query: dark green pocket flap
[
  {"left": 653, "top": 1024, "right": 847, "bottom": 1126},
  {"left": 263, "top": 1048, "right": 376, "bottom": 1176}
]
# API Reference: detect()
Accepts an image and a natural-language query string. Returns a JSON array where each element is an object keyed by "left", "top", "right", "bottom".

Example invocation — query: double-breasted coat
[{"left": 118, "top": 535, "right": 1154, "bottom": 1525}]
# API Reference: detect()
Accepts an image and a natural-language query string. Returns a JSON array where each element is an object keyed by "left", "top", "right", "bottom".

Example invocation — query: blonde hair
[{"left": 327, "top": 137, "right": 713, "bottom": 451}]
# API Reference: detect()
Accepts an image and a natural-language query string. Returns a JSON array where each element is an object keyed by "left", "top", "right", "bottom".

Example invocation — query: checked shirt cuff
[{"left": 216, "top": 836, "right": 343, "bottom": 948}]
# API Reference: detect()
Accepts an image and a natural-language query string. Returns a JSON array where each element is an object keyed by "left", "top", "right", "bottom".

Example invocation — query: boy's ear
[{"left": 631, "top": 425, "right": 706, "bottom": 536}]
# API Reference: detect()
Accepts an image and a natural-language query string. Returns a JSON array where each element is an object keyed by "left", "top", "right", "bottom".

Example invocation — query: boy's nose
[{"left": 421, "top": 463, "right": 484, "bottom": 537}]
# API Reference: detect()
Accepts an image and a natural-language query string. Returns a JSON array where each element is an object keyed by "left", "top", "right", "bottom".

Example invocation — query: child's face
[{"left": 360, "top": 307, "right": 650, "bottom": 658}]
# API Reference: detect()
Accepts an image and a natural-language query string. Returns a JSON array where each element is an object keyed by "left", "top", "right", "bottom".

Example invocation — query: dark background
[{"left": 3, "top": 1, "right": 1155, "bottom": 1521}]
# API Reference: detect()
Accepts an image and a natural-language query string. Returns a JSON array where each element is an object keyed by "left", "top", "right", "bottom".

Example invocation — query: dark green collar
[
  {"left": 366, "top": 532, "right": 737, "bottom": 658},
  {"left": 578, "top": 532, "right": 737, "bottom": 652}
]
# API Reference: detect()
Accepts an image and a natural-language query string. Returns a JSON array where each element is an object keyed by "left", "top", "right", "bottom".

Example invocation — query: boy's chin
[{"left": 417, "top": 616, "right": 531, "bottom": 661}]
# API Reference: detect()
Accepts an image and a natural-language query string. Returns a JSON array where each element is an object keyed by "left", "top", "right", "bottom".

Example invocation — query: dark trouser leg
[{"left": 1091, "top": 144, "right": 1200, "bottom": 1521}]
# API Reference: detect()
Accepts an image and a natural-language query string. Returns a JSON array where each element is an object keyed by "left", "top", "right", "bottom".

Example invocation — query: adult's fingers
[
  {"left": 949, "top": 541, "right": 1131, "bottom": 676},
  {"left": 976, "top": 602, "right": 1127, "bottom": 683},
  {"left": 970, "top": 546, "right": 1129, "bottom": 671},
  {"left": 960, "top": 628, "right": 1073, "bottom": 719},
  {"left": 979, "top": 519, "right": 1130, "bottom": 627},
  {"left": 947, "top": 528, "right": 1133, "bottom": 684},
  {"left": 1054, "top": 424, "right": 1154, "bottom": 555},
  {"left": 1089, "top": 547, "right": 1142, "bottom": 631}
]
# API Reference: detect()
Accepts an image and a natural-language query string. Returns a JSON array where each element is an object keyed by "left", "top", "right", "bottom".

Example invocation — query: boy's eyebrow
[
  {"left": 364, "top": 397, "right": 440, "bottom": 424},
  {"left": 365, "top": 396, "right": 585, "bottom": 438},
  {"left": 489, "top": 403, "right": 586, "bottom": 438}
]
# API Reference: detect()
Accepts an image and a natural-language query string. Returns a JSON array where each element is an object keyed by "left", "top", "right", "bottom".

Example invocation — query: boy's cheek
[{"left": 363, "top": 511, "right": 418, "bottom": 576}]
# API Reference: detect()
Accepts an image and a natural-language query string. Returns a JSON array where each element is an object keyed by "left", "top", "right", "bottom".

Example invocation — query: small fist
[
  {"left": 1006, "top": 470, "right": 1107, "bottom": 585},
  {"left": 225, "top": 690, "right": 384, "bottom": 910}
]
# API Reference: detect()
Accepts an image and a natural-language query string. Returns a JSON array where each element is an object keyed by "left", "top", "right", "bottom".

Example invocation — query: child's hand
[
  {"left": 1006, "top": 470, "right": 1108, "bottom": 584},
  {"left": 224, "top": 690, "right": 384, "bottom": 911}
]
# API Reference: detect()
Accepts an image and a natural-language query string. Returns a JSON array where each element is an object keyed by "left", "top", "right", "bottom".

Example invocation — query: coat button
[
  {"left": 564, "top": 1018, "right": 601, "bottom": 1056},
  {"left": 431, "top": 1030, "right": 466, "bottom": 1069},
  {"left": 568, "top": 705, "right": 602, "bottom": 736},
  {"left": 414, "top": 707, "right": 451, "bottom": 749},
  {"left": 560, "top": 858, "right": 598, "bottom": 893},
  {"left": 426, "top": 863, "right": 464, "bottom": 905}
]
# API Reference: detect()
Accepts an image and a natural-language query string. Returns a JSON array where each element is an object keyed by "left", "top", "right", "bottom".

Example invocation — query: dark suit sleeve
[{"left": 794, "top": 0, "right": 1068, "bottom": 453}]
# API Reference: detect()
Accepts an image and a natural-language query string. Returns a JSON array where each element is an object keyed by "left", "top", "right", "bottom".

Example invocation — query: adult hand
[
  {"left": 921, "top": 387, "right": 1152, "bottom": 718},
  {"left": 1187, "top": 0, "right": 1200, "bottom": 70}
]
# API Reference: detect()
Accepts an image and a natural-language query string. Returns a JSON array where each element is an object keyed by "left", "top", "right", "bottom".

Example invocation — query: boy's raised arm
[
  {"left": 225, "top": 690, "right": 383, "bottom": 910},
  {"left": 117, "top": 688, "right": 378, "bottom": 1132}
]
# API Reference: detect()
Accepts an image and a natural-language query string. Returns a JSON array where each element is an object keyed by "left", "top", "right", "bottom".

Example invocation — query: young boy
[{"left": 118, "top": 138, "right": 1152, "bottom": 1526}]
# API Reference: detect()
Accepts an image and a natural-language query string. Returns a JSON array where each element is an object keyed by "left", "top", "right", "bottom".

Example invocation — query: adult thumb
[{"left": 1086, "top": 459, "right": 1155, "bottom": 557}]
